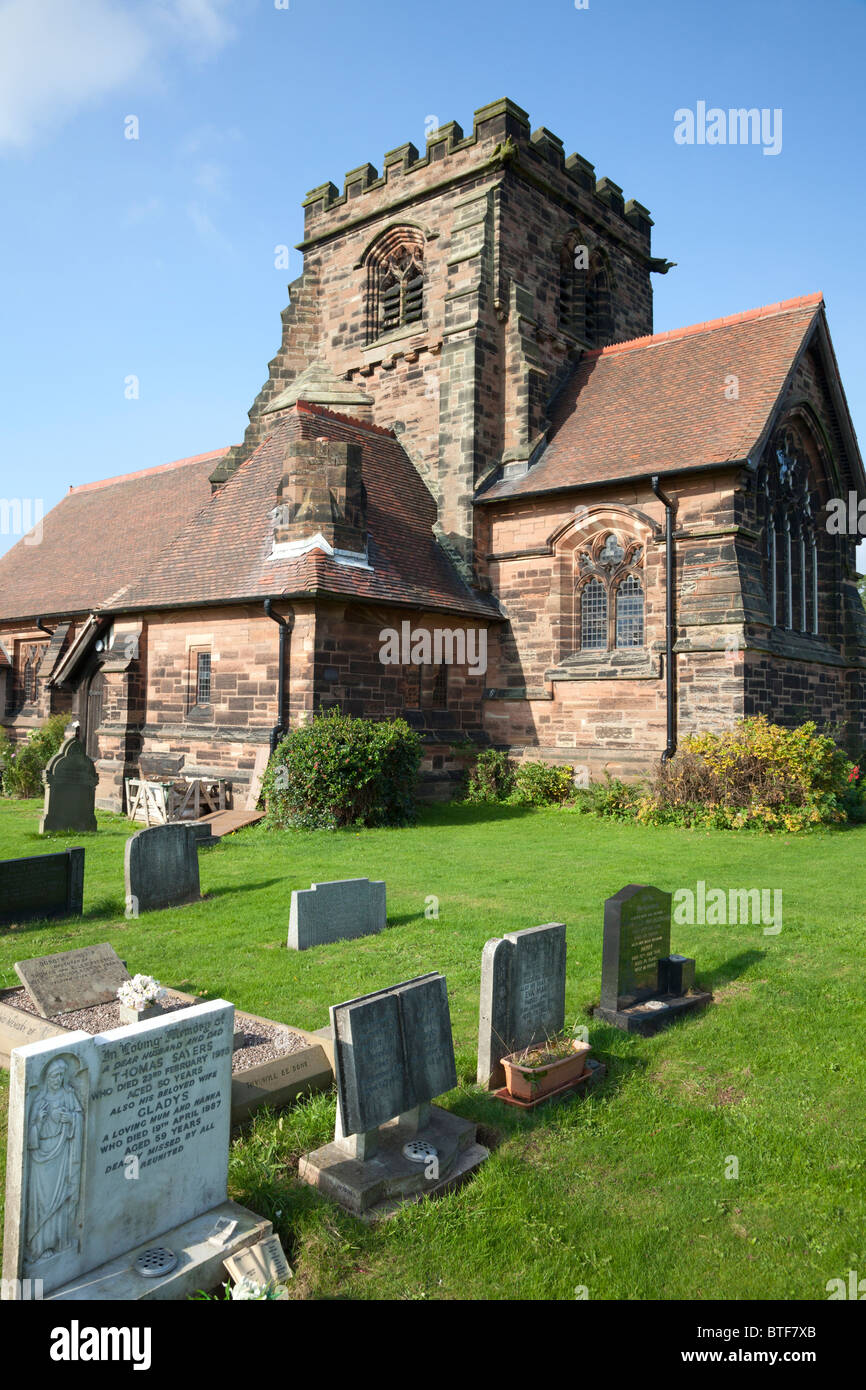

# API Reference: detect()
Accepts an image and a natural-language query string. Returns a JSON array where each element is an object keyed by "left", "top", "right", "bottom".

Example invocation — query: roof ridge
[
  {"left": 68, "top": 448, "right": 230, "bottom": 495},
  {"left": 295, "top": 401, "right": 397, "bottom": 438},
  {"left": 583, "top": 292, "right": 824, "bottom": 360}
]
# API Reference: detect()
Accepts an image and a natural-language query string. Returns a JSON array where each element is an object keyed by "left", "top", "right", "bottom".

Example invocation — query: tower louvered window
[
  {"left": 365, "top": 228, "right": 426, "bottom": 344},
  {"left": 379, "top": 245, "right": 424, "bottom": 335}
]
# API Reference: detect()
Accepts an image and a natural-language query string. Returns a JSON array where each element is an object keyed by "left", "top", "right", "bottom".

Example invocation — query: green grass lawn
[{"left": 1, "top": 797, "right": 863, "bottom": 1301}]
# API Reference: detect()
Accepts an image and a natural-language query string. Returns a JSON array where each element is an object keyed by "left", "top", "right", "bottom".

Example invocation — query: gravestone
[
  {"left": 0, "top": 848, "right": 84, "bottom": 926},
  {"left": 594, "top": 884, "right": 712, "bottom": 1035},
  {"left": 14, "top": 943, "right": 131, "bottom": 1018},
  {"left": 39, "top": 736, "right": 98, "bottom": 835},
  {"left": 299, "top": 973, "right": 488, "bottom": 1218},
  {"left": 288, "top": 877, "right": 386, "bottom": 950},
  {"left": 1, "top": 999, "right": 270, "bottom": 1301},
  {"left": 477, "top": 923, "right": 567, "bottom": 1089},
  {"left": 224, "top": 1233, "right": 292, "bottom": 1292},
  {"left": 124, "top": 823, "right": 201, "bottom": 914}
]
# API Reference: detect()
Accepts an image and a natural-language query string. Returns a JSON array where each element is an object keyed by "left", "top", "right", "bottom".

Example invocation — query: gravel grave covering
[{"left": 2, "top": 987, "right": 310, "bottom": 1074}]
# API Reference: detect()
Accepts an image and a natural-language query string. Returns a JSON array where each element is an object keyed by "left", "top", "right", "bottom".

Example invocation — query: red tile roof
[
  {"left": 479, "top": 293, "right": 824, "bottom": 502},
  {"left": 0, "top": 449, "right": 226, "bottom": 622},
  {"left": 116, "top": 406, "right": 499, "bottom": 619}
]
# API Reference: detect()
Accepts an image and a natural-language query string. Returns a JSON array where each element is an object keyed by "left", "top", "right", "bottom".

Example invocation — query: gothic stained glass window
[
  {"left": 580, "top": 578, "right": 608, "bottom": 649},
  {"left": 760, "top": 429, "right": 818, "bottom": 635},
  {"left": 575, "top": 531, "right": 645, "bottom": 654},
  {"left": 616, "top": 574, "right": 645, "bottom": 648}
]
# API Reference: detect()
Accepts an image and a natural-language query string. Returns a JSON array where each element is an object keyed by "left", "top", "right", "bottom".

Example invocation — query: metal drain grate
[
  {"left": 134, "top": 1246, "right": 178, "bottom": 1279},
  {"left": 402, "top": 1139, "right": 439, "bottom": 1164}
]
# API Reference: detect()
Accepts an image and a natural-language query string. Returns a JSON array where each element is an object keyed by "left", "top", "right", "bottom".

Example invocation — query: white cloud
[
  {"left": 0, "top": 0, "right": 239, "bottom": 152},
  {"left": 186, "top": 199, "right": 233, "bottom": 254}
]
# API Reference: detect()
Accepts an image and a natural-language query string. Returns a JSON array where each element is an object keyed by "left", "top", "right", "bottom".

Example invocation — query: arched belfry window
[
  {"left": 364, "top": 227, "right": 425, "bottom": 343},
  {"left": 576, "top": 531, "right": 645, "bottom": 652},
  {"left": 758, "top": 426, "right": 818, "bottom": 635},
  {"left": 559, "top": 234, "right": 587, "bottom": 340},
  {"left": 585, "top": 253, "right": 614, "bottom": 347}
]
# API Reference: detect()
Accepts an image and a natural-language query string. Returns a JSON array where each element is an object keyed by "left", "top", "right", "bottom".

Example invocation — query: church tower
[{"left": 211, "top": 99, "right": 668, "bottom": 579}]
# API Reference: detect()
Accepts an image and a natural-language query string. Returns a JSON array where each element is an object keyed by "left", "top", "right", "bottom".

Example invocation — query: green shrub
[
  {"left": 261, "top": 708, "right": 422, "bottom": 831},
  {"left": 569, "top": 770, "right": 644, "bottom": 821},
  {"left": 463, "top": 749, "right": 515, "bottom": 803},
  {"left": 569, "top": 717, "right": 862, "bottom": 832},
  {"left": 465, "top": 754, "right": 576, "bottom": 807},
  {"left": 507, "top": 760, "right": 574, "bottom": 806},
  {"left": 1, "top": 714, "right": 69, "bottom": 799}
]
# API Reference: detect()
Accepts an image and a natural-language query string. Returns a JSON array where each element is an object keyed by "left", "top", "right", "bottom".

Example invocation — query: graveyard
[{"left": 0, "top": 794, "right": 863, "bottom": 1300}]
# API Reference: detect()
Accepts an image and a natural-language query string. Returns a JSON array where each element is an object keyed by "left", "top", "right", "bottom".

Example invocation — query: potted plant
[
  {"left": 501, "top": 1033, "right": 592, "bottom": 1103},
  {"left": 117, "top": 974, "right": 166, "bottom": 1025}
]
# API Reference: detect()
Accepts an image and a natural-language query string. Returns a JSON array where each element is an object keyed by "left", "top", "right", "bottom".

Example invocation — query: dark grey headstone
[
  {"left": 477, "top": 923, "right": 567, "bottom": 1089},
  {"left": 124, "top": 823, "right": 201, "bottom": 914},
  {"left": 599, "top": 884, "right": 672, "bottom": 1012},
  {"left": 332, "top": 973, "right": 457, "bottom": 1136},
  {"left": 0, "top": 848, "right": 84, "bottom": 926},
  {"left": 288, "top": 878, "right": 386, "bottom": 950},
  {"left": 39, "top": 736, "right": 98, "bottom": 834}
]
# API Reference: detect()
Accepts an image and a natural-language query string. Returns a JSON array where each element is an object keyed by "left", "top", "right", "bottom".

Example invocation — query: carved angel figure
[{"left": 25, "top": 1057, "right": 83, "bottom": 1264}]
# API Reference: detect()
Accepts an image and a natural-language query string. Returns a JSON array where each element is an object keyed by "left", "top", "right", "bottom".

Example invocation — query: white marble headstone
[{"left": 2, "top": 999, "right": 234, "bottom": 1297}]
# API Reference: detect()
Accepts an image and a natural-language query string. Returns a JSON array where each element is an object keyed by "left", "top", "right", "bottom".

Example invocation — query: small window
[
  {"left": 431, "top": 663, "right": 448, "bottom": 709},
  {"left": 188, "top": 647, "right": 213, "bottom": 713},
  {"left": 581, "top": 578, "right": 608, "bottom": 650},
  {"left": 616, "top": 575, "right": 644, "bottom": 648},
  {"left": 196, "top": 651, "right": 212, "bottom": 706}
]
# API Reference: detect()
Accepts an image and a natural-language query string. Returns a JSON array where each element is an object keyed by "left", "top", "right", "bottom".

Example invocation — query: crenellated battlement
[{"left": 301, "top": 98, "right": 653, "bottom": 246}]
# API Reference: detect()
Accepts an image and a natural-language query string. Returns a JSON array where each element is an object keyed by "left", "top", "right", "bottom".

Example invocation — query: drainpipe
[
  {"left": 263, "top": 601, "right": 292, "bottom": 753},
  {"left": 650, "top": 476, "right": 678, "bottom": 763},
  {"left": 36, "top": 616, "right": 54, "bottom": 637}
]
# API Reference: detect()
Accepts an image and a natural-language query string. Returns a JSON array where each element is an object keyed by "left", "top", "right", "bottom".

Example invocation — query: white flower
[
  {"left": 231, "top": 1277, "right": 269, "bottom": 1301},
  {"left": 117, "top": 974, "right": 165, "bottom": 1010}
]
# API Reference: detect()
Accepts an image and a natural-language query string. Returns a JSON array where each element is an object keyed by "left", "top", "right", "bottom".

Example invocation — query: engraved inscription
[{"left": 94, "top": 1014, "right": 228, "bottom": 1177}]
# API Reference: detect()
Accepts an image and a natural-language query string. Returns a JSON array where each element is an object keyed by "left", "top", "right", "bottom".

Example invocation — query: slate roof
[
  {"left": 478, "top": 293, "right": 828, "bottom": 502},
  {"left": 118, "top": 404, "right": 500, "bottom": 619},
  {"left": 0, "top": 449, "right": 225, "bottom": 623}
]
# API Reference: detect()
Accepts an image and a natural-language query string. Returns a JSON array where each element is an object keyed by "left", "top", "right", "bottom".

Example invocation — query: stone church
[{"left": 1, "top": 98, "right": 864, "bottom": 809}]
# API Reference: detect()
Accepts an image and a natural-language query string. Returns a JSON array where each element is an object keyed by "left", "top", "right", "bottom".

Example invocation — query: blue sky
[{"left": 1, "top": 0, "right": 865, "bottom": 562}]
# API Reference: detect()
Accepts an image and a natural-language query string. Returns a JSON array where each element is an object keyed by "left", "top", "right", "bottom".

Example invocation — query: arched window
[
  {"left": 559, "top": 235, "right": 587, "bottom": 340},
  {"left": 17, "top": 642, "right": 45, "bottom": 707},
  {"left": 580, "top": 578, "right": 608, "bottom": 649},
  {"left": 575, "top": 531, "right": 645, "bottom": 652},
  {"left": 759, "top": 426, "right": 818, "bottom": 635},
  {"left": 616, "top": 574, "right": 645, "bottom": 648},
  {"left": 585, "top": 254, "right": 614, "bottom": 346},
  {"left": 364, "top": 227, "right": 425, "bottom": 343}
]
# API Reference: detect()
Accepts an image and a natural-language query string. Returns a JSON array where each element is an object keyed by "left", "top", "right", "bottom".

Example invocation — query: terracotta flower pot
[{"left": 501, "top": 1039, "right": 591, "bottom": 1102}]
